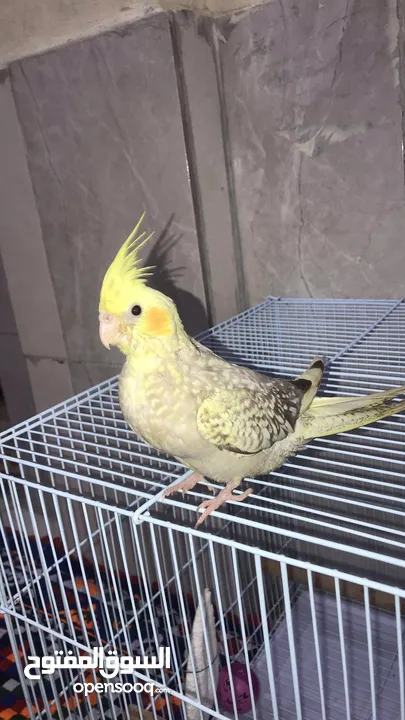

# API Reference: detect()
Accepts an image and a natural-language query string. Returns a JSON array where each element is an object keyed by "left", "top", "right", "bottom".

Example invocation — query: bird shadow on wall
[
  {"left": 145, "top": 215, "right": 250, "bottom": 366},
  {"left": 144, "top": 216, "right": 207, "bottom": 337},
  {"left": 145, "top": 217, "right": 251, "bottom": 367}
]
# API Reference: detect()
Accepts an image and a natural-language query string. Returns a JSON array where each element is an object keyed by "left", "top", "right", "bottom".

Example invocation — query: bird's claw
[
  {"left": 163, "top": 472, "right": 205, "bottom": 499},
  {"left": 197, "top": 499, "right": 213, "bottom": 511},
  {"left": 194, "top": 487, "right": 253, "bottom": 529}
]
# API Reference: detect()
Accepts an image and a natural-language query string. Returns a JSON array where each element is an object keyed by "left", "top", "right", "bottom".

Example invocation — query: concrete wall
[
  {"left": 10, "top": 14, "right": 210, "bottom": 399},
  {"left": 0, "top": 0, "right": 404, "bottom": 419},
  {"left": 0, "top": 0, "right": 265, "bottom": 68},
  {"left": 0, "top": 253, "right": 35, "bottom": 427},
  {"left": 219, "top": 0, "right": 405, "bottom": 303}
]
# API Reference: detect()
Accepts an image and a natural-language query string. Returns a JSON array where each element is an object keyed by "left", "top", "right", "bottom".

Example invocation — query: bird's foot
[
  {"left": 194, "top": 484, "right": 253, "bottom": 529},
  {"left": 163, "top": 472, "right": 205, "bottom": 499}
]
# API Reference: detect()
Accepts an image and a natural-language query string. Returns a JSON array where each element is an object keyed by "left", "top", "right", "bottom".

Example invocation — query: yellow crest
[{"left": 99, "top": 214, "right": 154, "bottom": 314}]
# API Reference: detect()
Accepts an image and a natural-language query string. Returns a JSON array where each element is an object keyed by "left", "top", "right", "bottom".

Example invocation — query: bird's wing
[{"left": 196, "top": 383, "right": 303, "bottom": 455}]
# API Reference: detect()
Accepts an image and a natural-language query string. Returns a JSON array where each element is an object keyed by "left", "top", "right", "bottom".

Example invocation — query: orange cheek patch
[{"left": 144, "top": 307, "right": 173, "bottom": 336}]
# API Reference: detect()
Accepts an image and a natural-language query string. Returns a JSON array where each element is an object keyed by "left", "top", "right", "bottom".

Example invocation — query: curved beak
[{"left": 99, "top": 312, "right": 121, "bottom": 349}]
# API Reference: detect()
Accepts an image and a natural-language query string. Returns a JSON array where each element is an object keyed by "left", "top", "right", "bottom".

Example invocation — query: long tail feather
[
  {"left": 298, "top": 384, "right": 405, "bottom": 439},
  {"left": 310, "top": 384, "right": 405, "bottom": 413}
]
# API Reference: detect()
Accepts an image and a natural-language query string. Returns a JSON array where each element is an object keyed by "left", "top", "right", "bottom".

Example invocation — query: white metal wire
[{"left": 0, "top": 297, "right": 404, "bottom": 720}]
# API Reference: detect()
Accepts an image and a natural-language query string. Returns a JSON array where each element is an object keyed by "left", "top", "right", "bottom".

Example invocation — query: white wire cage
[{"left": 0, "top": 296, "right": 404, "bottom": 720}]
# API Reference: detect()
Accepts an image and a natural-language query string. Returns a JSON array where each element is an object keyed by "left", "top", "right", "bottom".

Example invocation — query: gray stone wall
[
  {"left": 219, "top": 0, "right": 405, "bottom": 304},
  {"left": 0, "top": 1, "right": 404, "bottom": 416},
  {"left": 10, "top": 14, "right": 208, "bottom": 398}
]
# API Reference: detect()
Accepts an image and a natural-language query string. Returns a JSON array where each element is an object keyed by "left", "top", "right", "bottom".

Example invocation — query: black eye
[{"left": 131, "top": 305, "right": 142, "bottom": 316}]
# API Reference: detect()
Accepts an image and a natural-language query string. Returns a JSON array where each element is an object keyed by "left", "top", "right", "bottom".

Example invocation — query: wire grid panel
[
  {"left": 136, "top": 517, "right": 405, "bottom": 720},
  {"left": 2, "top": 493, "right": 405, "bottom": 720},
  {"left": 0, "top": 297, "right": 405, "bottom": 720},
  {"left": 199, "top": 297, "right": 401, "bottom": 375},
  {"left": 250, "top": 586, "right": 405, "bottom": 720}
]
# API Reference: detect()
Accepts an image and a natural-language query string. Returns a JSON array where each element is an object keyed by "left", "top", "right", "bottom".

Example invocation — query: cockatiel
[{"left": 99, "top": 217, "right": 405, "bottom": 528}]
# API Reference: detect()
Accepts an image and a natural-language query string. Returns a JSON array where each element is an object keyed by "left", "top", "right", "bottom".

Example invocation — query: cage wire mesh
[{"left": 0, "top": 297, "right": 404, "bottom": 720}]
